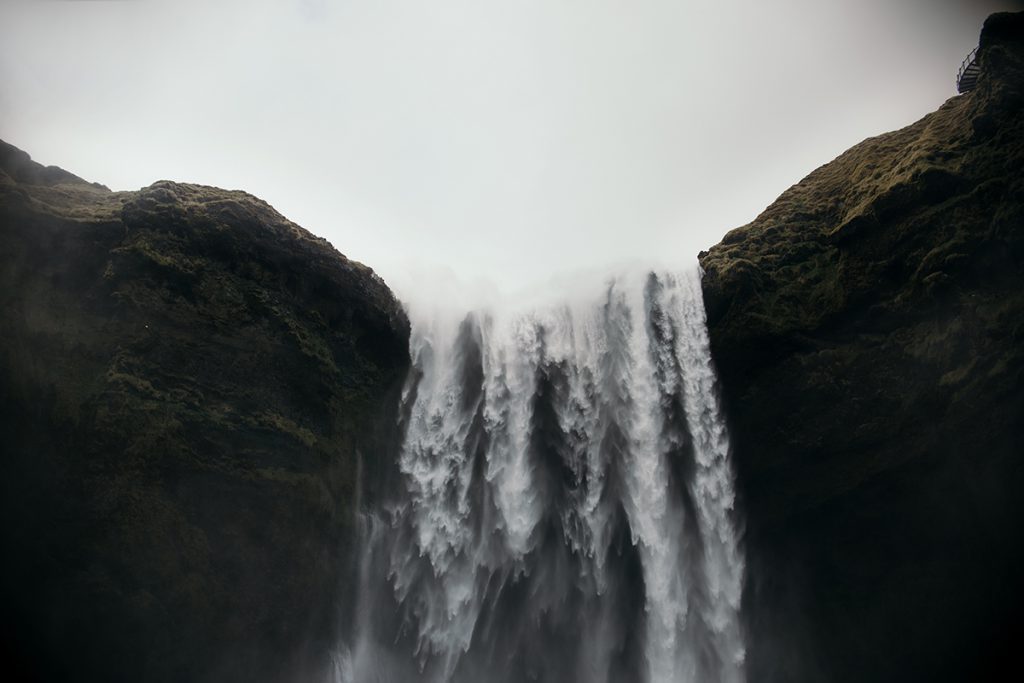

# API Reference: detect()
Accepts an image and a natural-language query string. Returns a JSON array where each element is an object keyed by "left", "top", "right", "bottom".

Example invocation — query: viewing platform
[{"left": 957, "top": 47, "right": 980, "bottom": 93}]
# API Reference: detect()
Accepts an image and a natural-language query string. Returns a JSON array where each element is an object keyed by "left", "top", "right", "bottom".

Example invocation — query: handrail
[{"left": 957, "top": 47, "right": 979, "bottom": 93}]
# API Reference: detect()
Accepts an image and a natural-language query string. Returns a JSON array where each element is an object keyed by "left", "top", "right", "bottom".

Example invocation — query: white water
[{"left": 341, "top": 266, "right": 744, "bottom": 683}]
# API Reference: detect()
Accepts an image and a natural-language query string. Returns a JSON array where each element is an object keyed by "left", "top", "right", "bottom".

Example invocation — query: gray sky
[{"left": 0, "top": 0, "right": 1017, "bottom": 295}]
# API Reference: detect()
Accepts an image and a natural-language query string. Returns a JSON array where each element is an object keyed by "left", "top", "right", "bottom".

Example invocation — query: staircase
[{"left": 957, "top": 47, "right": 980, "bottom": 93}]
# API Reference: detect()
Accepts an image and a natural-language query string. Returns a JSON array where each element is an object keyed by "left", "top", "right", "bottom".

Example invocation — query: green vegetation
[
  {"left": 700, "top": 13, "right": 1024, "bottom": 683},
  {"left": 0, "top": 143, "right": 409, "bottom": 682}
]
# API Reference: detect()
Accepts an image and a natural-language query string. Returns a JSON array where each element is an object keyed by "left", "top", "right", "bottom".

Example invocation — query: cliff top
[
  {"left": 0, "top": 136, "right": 409, "bottom": 681},
  {"left": 700, "top": 11, "right": 1024, "bottom": 376}
]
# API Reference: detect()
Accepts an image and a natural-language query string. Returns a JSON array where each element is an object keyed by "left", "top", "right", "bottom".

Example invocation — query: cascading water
[{"left": 339, "top": 267, "right": 744, "bottom": 683}]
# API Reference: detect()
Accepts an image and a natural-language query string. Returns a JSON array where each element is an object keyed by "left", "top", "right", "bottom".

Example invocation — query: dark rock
[
  {"left": 700, "top": 12, "right": 1024, "bottom": 683},
  {"left": 0, "top": 140, "right": 410, "bottom": 682}
]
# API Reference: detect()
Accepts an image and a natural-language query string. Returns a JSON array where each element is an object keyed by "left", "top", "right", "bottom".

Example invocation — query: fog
[{"left": 0, "top": 0, "right": 1016, "bottom": 294}]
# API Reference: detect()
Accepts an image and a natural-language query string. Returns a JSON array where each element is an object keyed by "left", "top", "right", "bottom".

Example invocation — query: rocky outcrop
[
  {"left": 0, "top": 141, "right": 410, "bottom": 682},
  {"left": 700, "top": 12, "right": 1024, "bottom": 683}
]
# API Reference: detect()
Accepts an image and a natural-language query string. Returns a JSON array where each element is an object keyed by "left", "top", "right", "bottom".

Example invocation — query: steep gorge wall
[
  {"left": 700, "top": 12, "right": 1024, "bottom": 683},
  {"left": 3, "top": 13, "right": 1023, "bottom": 683},
  {"left": 0, "top": 142, "right": 410, "bottom": 682}
]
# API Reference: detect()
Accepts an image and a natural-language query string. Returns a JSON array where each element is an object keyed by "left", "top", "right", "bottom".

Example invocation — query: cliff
[
  {"left": 700, "top": 12, "right": 1024, "bottom": 683},
  {"left": 0, "top": 142, "right": 410, "bottom": 681}
]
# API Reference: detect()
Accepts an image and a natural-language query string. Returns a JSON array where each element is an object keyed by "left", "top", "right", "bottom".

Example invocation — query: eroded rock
[
  {"left": 0, "top": 141, "right": 409, "bottom": 682},
  {"left": 700, "top": 12, "right": 1024, "bottom": 683}
]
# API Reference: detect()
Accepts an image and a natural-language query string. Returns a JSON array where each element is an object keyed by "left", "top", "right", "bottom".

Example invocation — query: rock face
[
  {"left": 0, "top": 142, "right": 410, "bottom": 682},
  {"left": 700, "top": 12, "right": 1024, "bottom": 683}
]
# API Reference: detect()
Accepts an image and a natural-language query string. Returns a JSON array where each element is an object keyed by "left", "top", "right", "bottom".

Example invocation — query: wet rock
[
  {"left": 0, "top": 140, "right": 410, "bottom": 682},
  {"left": 700, "top": 12, "right": 1024, "bottom": 683}
]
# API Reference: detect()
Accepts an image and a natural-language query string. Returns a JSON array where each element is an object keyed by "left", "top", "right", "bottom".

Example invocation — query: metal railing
[{"left": 957, "top": 47, "right": 979, "bottom": 93}]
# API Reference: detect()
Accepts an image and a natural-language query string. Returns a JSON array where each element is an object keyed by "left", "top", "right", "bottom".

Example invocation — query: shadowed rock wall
[
  {"left": 700, "top": 12, "right": 1024, "bottom": 683},
  {"left": 0, "top": 141, "right": 410, "bottom": 682}
]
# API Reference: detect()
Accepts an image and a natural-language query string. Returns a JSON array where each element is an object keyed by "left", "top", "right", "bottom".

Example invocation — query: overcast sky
[{"left": 0, "top": 0, "right": 1018, "bottom": 296}]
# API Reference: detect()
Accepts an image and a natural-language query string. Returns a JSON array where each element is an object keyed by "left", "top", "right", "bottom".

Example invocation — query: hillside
[
  {"left": 700, "top": 12, "right": 1024, "bottom": 683},
  {"left": 0, "top": 141, "right": 409, "bottom": 682}
]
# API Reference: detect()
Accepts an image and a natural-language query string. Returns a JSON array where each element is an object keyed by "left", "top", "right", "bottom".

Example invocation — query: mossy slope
[
  {"left": 700, "top": 12, "right": 1024, "bottom": 683},
  {"left": 0, "top": 142, "right": 410, "bottom": 682}
]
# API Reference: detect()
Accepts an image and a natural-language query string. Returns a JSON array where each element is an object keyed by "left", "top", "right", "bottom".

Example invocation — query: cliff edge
[
  {"left": 0, "top": 142, "right": 410, "bottom": 682},
  {"left": 700, "top": 12, "right": 1024, "bottom": 683}
]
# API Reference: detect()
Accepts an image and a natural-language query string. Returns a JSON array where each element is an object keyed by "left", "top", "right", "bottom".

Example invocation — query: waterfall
[{"left": 340, "top": 267, "right": 744, "bottom": 683}]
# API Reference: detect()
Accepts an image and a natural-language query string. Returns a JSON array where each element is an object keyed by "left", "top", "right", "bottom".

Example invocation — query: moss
[
  {"left": 699, "top": 13, "right": 1024, "bottom": 683},
  {"left": 0, "top": 141, "right": 410, "bottom": 682},
  {"left": 107, "top": 369, "right": 163, "bottom": 398},
  {"left": 250, "top": 411, "right": 318, "bottom": 448}
]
